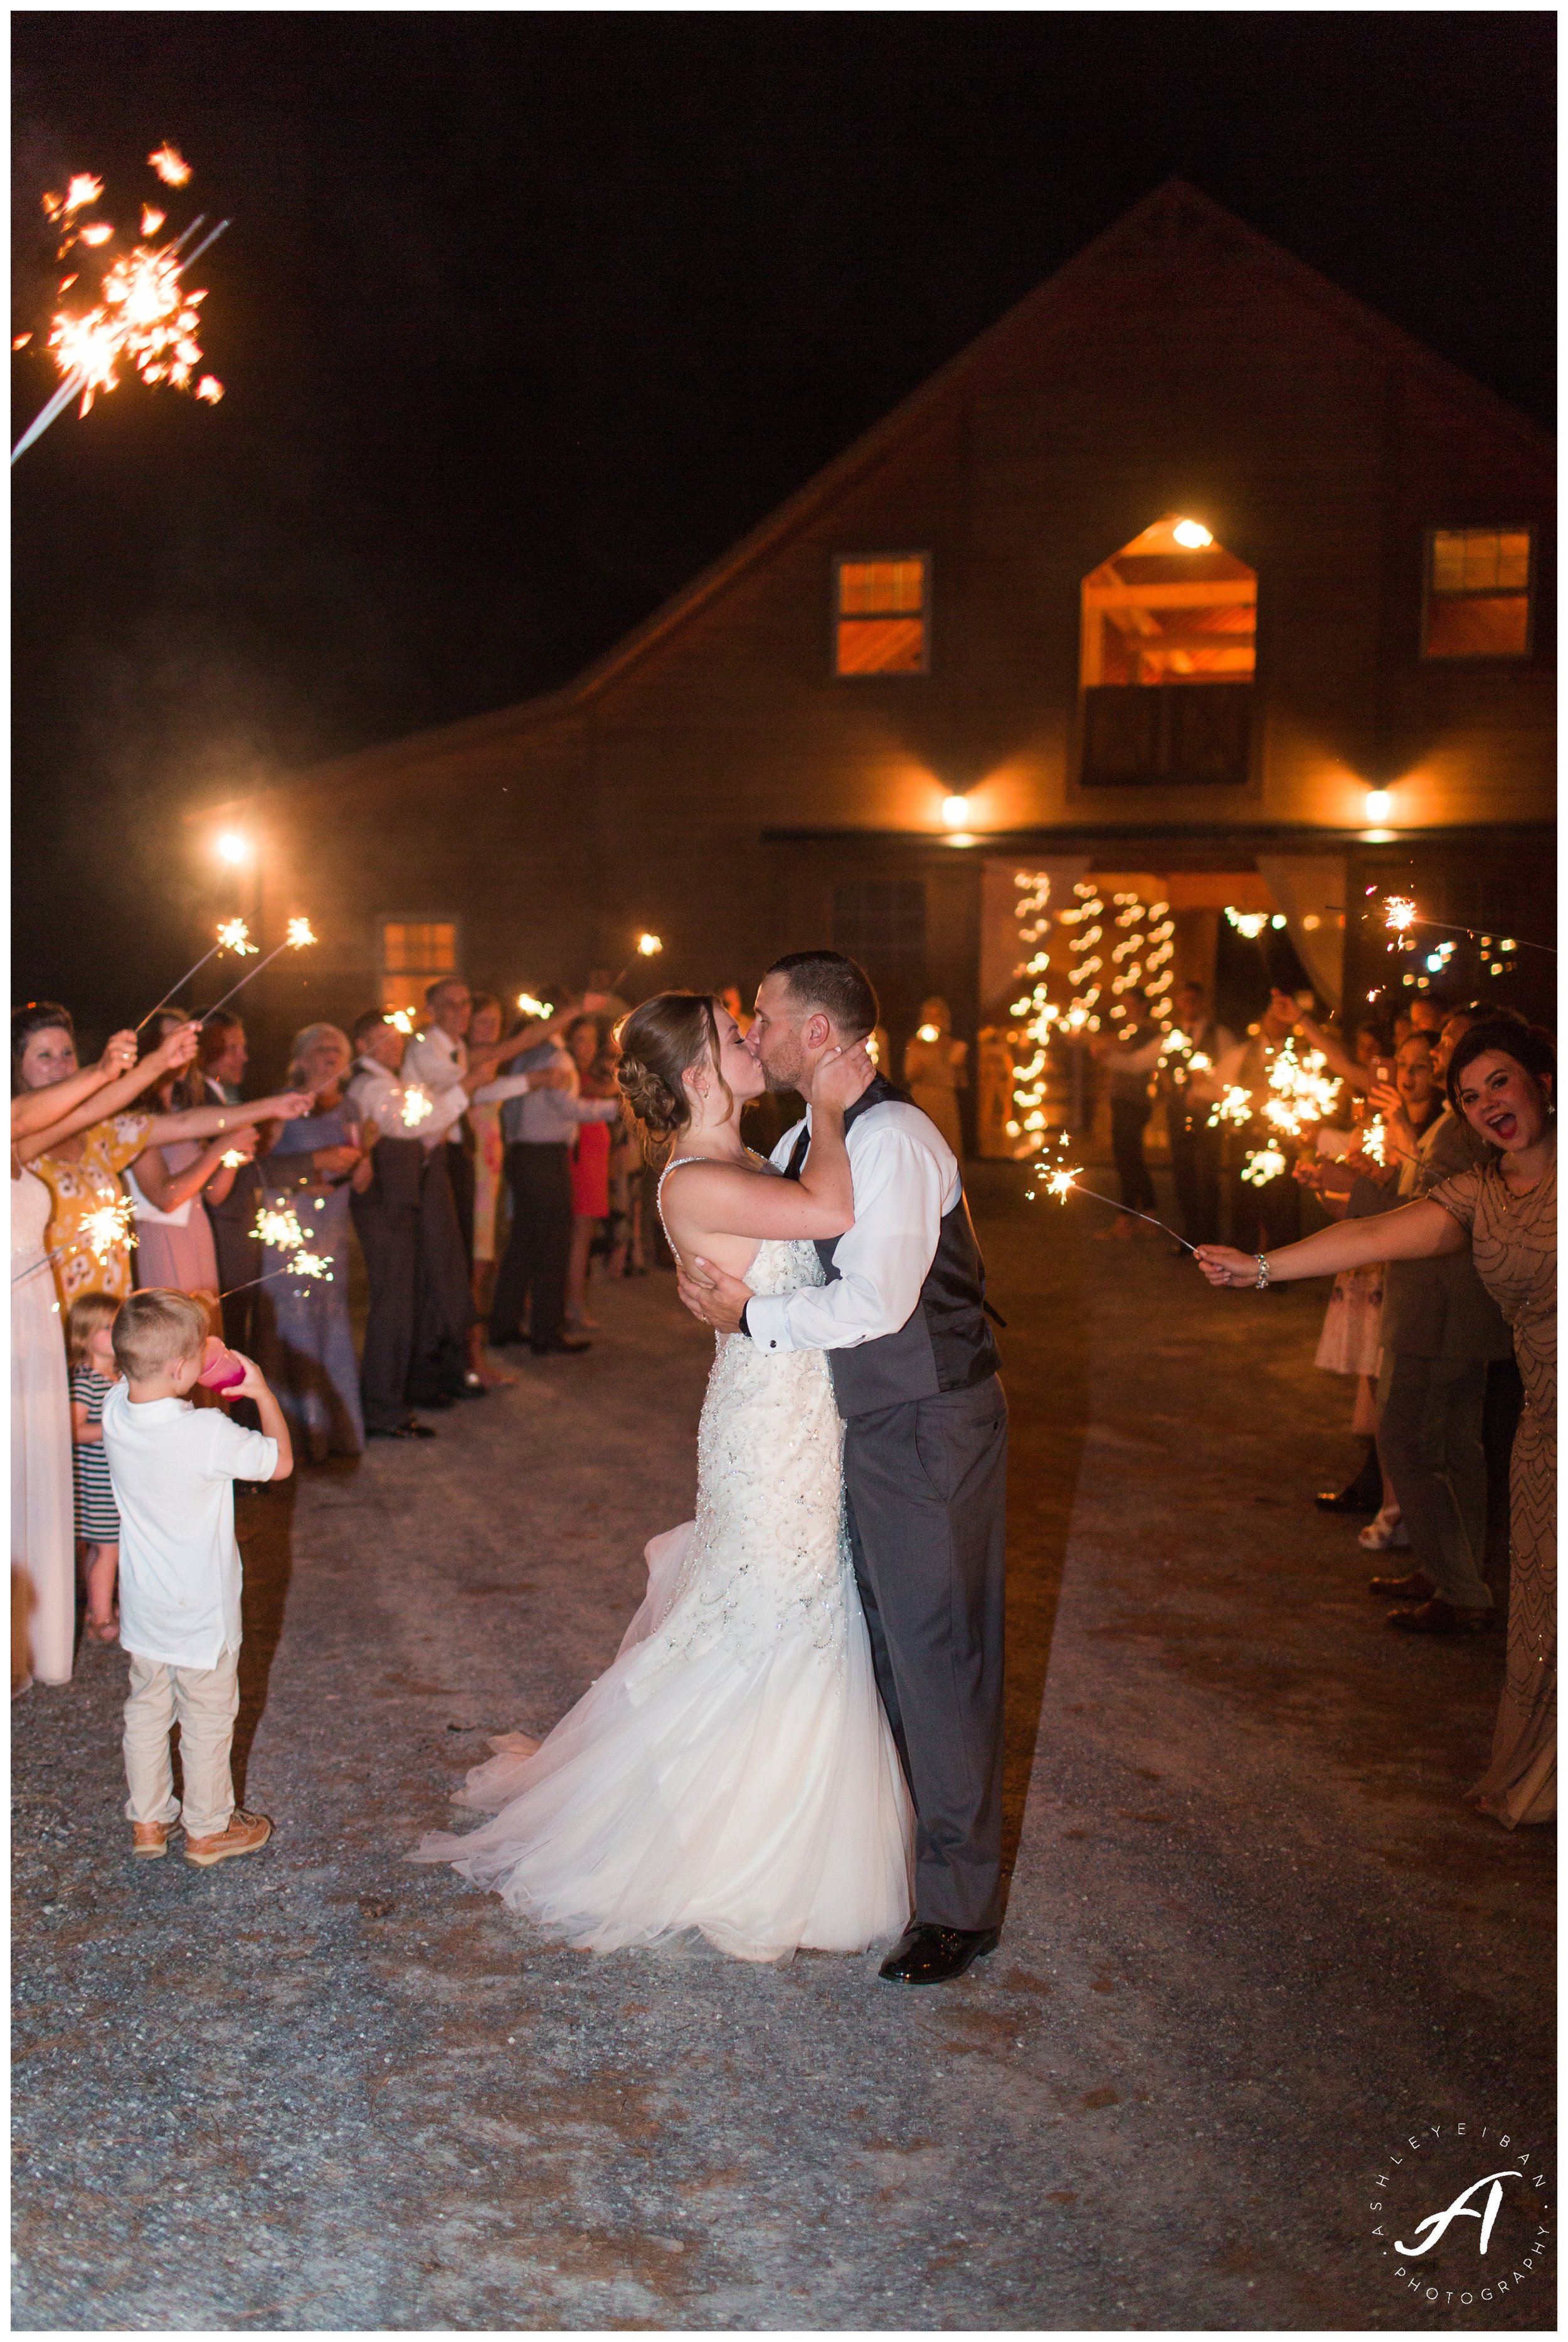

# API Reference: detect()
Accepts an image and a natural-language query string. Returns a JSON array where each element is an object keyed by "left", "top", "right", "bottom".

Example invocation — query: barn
[{"left": 188, "top": 178, "right": 1555, "bottom": 1137}]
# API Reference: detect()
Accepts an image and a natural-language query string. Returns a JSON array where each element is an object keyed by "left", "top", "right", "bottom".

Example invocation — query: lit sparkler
[
  {"left": 1026, "top": 1154, "right": 1197, "bottom": 1251},
  {"left": 288, "top": 1252, "right": 332, "bottom": 1282},
  {"left": 149, "top": 144, "right": 192, "bottom": 188},
  {"left": 1360, "top": 1119, "right": 1387, "bottom": 1168},
  {"left": 253, "top": 1205, "right": 305, "bottom": 1252},
  {"left": 1241, "top": 1146, "right": 1288, "bottom": 1188},
  {"left": 916, "top": 1023, "right": 941, "bottom": 1045},
  {"left": 516, "top": 993, "right": 554, "bottom": 1019},
  {"left": 135, "top": 917, "right": 257, "bottom": 1030},
  {"left": 83, "top": 1196, "right": 138, "bottom": 1262},
  {"left": 400, "top": 1085, "right": 435, "bottom": 1130},
  {"left": 220, "top": 1150, "right": 248, "bottom": 1170},
  {"left": 13, "top": 147, "right": 228, "bottom": 464},
  {"left": 1384, "top": 896, "right": 1418, "bottom": 933},
  {"left": 385, "top": 1009, "right": 416, "bottom": 1035},
  {"left": 1208, "top": 1085, "right": 1253, "bottom": 1130},
  {"left": 206, "top": 917, "right": 320, "bottom": 1014}
]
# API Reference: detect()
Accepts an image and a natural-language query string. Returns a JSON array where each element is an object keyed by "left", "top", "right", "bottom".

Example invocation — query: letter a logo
[{"left": 1395, "top": 2172, "right": 1521, "bottom": 2259}]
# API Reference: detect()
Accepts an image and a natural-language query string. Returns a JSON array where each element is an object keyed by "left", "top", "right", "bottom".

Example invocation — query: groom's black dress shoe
[{"left": 878, "top": 1922, "right": 1000, "bottom": 1987}]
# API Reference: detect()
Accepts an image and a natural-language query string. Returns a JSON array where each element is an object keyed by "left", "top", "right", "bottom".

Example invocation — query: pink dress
[{"left": 127, "top": 1142, "right": 223, "bottom": 1298}]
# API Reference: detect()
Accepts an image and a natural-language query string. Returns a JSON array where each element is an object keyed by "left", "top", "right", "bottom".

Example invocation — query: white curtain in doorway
[{"left": 1256, "top": 854, "right": 1347, "bottom": 1009}]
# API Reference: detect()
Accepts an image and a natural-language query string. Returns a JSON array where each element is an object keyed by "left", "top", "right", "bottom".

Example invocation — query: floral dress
[
  {"left": 1433, "top": 1151, "right": 1556, "bottom": 1828},
  {"left": 32, "top": 1114, "right": 152, "bottom": 1306}
]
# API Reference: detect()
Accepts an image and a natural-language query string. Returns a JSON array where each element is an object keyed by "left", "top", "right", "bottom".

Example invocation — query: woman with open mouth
[{"left": 1195, "top": 1018, "right": 1555, "bottom": 1830}]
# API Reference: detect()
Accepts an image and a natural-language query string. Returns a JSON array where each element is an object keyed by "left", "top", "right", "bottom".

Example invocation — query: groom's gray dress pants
[{"left": 842, "top": 1374, "right": 1008, "bottom": 1932}]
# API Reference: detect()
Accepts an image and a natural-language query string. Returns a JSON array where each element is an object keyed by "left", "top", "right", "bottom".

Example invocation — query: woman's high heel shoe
[{"left": 1358, "top": 1504, "right": 1409, "bottom": 1552}]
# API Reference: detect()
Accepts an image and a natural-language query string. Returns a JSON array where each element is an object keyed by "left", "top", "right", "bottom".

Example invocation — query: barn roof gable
[{"left": 247, "top": 176, "right": 1553, "bottom": 804}]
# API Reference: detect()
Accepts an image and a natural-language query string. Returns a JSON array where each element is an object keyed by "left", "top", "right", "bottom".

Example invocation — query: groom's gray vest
[{"left": 783, "top": 1074, "right": 1001, "bottom": 1417}]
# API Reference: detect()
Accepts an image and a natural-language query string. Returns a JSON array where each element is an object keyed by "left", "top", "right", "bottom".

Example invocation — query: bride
[{"left": 411, "top": 991, "right": 914, "bottom": 1962}]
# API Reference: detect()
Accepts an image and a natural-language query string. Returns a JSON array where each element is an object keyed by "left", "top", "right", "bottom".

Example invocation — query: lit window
[
  {"left": 835, "top": 556, "right": 928, "bottom": 676},
  {"left": 1423, "top": 528, "right": 1532, "bottom": 659},
  {"left": 380, "top": 917, "right": 457, "bottom": 1016}
]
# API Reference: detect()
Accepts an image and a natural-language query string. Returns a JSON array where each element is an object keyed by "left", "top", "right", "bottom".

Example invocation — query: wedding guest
[
  {"left": 343, "top": 1013, "right": 439, "bottom": 1442},
  {"left": 1214, "top": 988, "right": 1306, "bottom": 1255},
  {"left": 1197, "top": 1021, "right": 1555, "bottom": 1829},
  {"left": 104, "top": 1289, "right": 291, "bottom": 1866},
  {"left": 401, "top": 978, "right": 543, "bottom": 1263},
  {"left": 1344, "top": 1033, "right": 1515, "bottom": 1627},
  {"left": 126, "top": 1050, "right": 253, "bottom": 1317},
  {"left": 19, "top": 1006, "right": 306, "bottom": 1309},
  {"left": 489, "top": 1015, "right": 623, "bottom": 1355},
  {"left": 198, "top": 1013, "right": 265, "bottom": 1356},
  {"left": 904, "top": 998, "right": 968, "bottom": 1157},
  {"left": 255, "top": 1025, "right": 371, "bottom": 1462},
  {"left": 11, "top": 1012, "right": 188, "bottom": 1695},
  {"left": 1161, "top": 979, "right": 1234, "bottom": 1247},
  {"left": 605, "top": 1100, "right": 647, "bottom": 1279},
  {"left": 68, "top": 1292, "right": 122, "bottom": 1644},
  {"left": 462, "top": 993, "right": 521, "bottom": 1388},
  {"left": 564, "top": 1014, "right": 617, "bottom": 1333},
  {"left": 1091, "top": 997, "right": 1167, "bottom": 1240}
]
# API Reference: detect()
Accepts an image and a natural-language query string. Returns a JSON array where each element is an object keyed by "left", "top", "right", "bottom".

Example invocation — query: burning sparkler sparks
[
  {"left": 13, "top": 146, "right": 228, "bottom": 463},
  {"left": 83, "top": 1197, "right": 137, "bottom": 1262},
  {"left": 253, "top": 1206, "right": 305, "bottom": 1252},
  {"left": 1384, "top": 896, "right": 1418, "bottom": 933},
  {"left": 148, "top": 144, "right": 193, "bottom": 188},
  {"left": 220, "top": 1151, "right": 249, "bottom": 1170},
  {"left": 136, "top": 917, "right": 257, "bottom": 1029},
  {"left": 1360, "top": 1119, "right": 1387, "bottom": 1168},
  {"left": 1241, "top": 1146, "right": 1288, "bottom": 1188},
  {"left": 1023, "top": 1138, "right": 1197, "bottom": 1250},
  {"left": 516, "top": 993, "right": 554, "bottom": 1019},
  {"left": 216, "top": 918, "right": 256, "bottom": 955},
  {"left": 206, "top": 916, "right": 320, "bottom": 1015},
  {"left": 400, "top": 1085, "right": 435, "bottom": 1130},
  {"left": 1208, "top": 1085, "right": 1254, "bottom": 1131},
  {"left": 288, "top": 1252, "right": 332, "bottom": 1283}
]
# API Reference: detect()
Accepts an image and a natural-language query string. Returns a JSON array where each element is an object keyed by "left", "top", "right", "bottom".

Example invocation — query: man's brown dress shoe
[
  {"left": 1368, "top": 1569, "right": 1436, "bottom": 1602},
  {"left": 1387, "top": 1597, "right": 1493, "bottom": 1635}
]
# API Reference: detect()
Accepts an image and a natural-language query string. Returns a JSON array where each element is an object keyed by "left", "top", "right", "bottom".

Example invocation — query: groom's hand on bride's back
[{"left": 676, "top": 1256, "right": 752, "bottom": 1336}]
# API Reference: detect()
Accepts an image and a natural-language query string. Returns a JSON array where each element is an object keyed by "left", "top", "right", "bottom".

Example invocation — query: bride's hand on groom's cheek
[{"left": 815, "top": 1040, "right": 874, "bottom": 1109}]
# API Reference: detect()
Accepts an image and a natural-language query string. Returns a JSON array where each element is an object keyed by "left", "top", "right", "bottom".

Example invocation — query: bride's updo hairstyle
[{"left": 616, "top": 992, "right": 732, "bottom": 1155}]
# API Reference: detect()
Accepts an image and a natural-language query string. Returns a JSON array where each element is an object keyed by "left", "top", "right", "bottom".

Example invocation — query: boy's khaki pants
[{"left": 123, "top": 1647, "right": 240, "bottom": 1841}]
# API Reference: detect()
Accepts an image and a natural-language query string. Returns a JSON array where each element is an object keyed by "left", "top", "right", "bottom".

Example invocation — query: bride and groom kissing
[{"left": 414, "top": 950, "right": 1008, "bottom": 1988}]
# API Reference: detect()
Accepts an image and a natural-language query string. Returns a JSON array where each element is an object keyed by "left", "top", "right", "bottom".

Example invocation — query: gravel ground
[{"left": 12, "top": 1162, "right": 1555, "bottom": 2331}]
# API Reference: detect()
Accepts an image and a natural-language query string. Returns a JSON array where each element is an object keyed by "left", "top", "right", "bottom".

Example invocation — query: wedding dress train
[{"left": 411, "top": 1235, "right": 914, "bottom": 1961}]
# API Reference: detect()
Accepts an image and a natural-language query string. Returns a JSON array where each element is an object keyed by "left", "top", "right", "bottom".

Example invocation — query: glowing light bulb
[
  {"left": 1172, "top": 519, "right": 1214, "bottom": 549},
  {"left": 941, "top": 795, "right": 970, "bottom": 829},
  {"left": 637, "top": 934, "right": 662, "bottom": 957},
  {"left": 216, "top": 832, "right": 250, "bottom": 866},
  {"left": 1364, "top": 789, "right": 1393, "bottom": 826}
]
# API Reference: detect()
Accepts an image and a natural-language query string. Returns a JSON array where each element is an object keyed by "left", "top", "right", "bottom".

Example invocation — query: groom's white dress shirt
[{"left": 743, "top": 1100, "right": 959, "bottom": 1355}]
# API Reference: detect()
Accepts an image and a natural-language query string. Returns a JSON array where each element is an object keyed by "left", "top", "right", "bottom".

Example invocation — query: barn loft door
[{"left": 1079, "top": 514, "right": 1256, "bottom": 787}]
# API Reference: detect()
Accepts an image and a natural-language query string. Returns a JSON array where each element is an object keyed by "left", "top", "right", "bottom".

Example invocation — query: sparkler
[
  {"left": 1374, "top": 893, "right": 1554, "bottom": 957},
  {"left": 218, "top": 1252, "right": 334, "bottom": 1302},
  {"left": 83, "top": 1196, "right": 138, "bottom": 1263},
  {"left": 13, "top": 146, "right": 228, "bottom": 464},
  {"left": 252, "top": 1205, "right": 306, "bottom": 1252},
  {"left": 1241, "top": 1146, "right": 1288, "bottom": 1188},
  {"left": 1024, "top": 1137, "right": 1197, "bottom": 1251},
  {"left": 400, "top": 1085, "right": 435, "bottom": 1130},
  {"left": 135, "top": 917, "right": 256, "bottom": 1030},
  {"left": 1208, "top": 1085, "right": 1253, "bottom": 1130},
  {"left": 385, "top": 1009, "right": 416, "bottom": 1035},
  {"left": 205, "top": 917, "right": 319, "bottom": 1015},
  {"left": 220, "top": 1150, "right": 249, "bottom": 1170},
  {"left": 516, "top": 993, "right": 554, "bottom": 1020}
]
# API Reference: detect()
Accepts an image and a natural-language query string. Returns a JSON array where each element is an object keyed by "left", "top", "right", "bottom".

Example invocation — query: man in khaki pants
[{"left": 101, "top": 1291, "right": 293, "bottom": 1865}]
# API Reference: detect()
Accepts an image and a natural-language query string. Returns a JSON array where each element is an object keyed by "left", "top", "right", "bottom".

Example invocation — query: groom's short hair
[{"left": 766, "top": 951, "right": 878, "bottom": 1043}]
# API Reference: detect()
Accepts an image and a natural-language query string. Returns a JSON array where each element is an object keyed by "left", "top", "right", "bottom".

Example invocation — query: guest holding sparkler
[
  {"left": 198, "top": 1012, "right": 265, "bottom": 1358},
  {"left": 255, "top": 1024, "right": 371, "bottom": 1462},
  {"left": 1214, "top": 988, "right": 1308, "bottom": 1256},
  {"left": 16, "top": 1004, "right": 307, "bottom": 1309},
  {"left": 1198, "top": 1021, "right": 1556, "bottom": 1829},
  {"left": 344, "top": 1011, "right": 440, "bottom": 1442},
  {"left": 1090, "top": 995, "right": 1167, "bottom": 1241},
  {"left": 126, "top": 1043, "right": 254, "bottom": 1318}
]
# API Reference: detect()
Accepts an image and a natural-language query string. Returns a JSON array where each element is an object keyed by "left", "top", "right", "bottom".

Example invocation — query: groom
[{"left": 677, "top": 951, "right": 1008, "bottom": 1986}]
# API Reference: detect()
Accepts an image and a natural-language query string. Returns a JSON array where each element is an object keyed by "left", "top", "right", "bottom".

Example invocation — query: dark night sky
[{"left": 11, "top": 11, "right": 1555, "bottom": 1032}]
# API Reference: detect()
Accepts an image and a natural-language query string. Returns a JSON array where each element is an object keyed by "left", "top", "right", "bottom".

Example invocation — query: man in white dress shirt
[{"left": 677, "top": 952, "right": 1009, "bottom": 1988}]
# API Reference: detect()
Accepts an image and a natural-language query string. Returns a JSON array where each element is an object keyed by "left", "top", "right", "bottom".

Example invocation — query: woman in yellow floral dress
[
  {"left": 15, "top": 1007, "right": 310, "bottom": 1306},
  {"left": 1196, "top": 1020, "right": 1555, "bottom": 1829}
]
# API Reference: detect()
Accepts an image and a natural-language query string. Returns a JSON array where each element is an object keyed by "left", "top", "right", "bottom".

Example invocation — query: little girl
[{"left": 67, "top": 1292, "right": 122, "bottom": 1643}]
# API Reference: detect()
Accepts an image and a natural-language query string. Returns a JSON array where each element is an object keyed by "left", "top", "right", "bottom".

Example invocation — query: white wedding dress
[{"left": 412, "top": 1224, "right": 913, "bottom": 1962}]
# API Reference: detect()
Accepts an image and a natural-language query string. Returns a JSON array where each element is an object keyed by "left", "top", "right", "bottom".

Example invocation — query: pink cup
[{"left": 198, "top": 1338, "right": 246, "bottom": 1394}]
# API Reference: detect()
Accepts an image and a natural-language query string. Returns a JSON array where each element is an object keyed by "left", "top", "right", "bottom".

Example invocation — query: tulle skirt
[{"left": 411, "top": 1520, "right": 914, "bottom": 1963}]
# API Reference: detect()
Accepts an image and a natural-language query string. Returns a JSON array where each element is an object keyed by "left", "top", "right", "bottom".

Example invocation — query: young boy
[{"left": 102, "top": 1291, "right": 293, "bottom": 1866}]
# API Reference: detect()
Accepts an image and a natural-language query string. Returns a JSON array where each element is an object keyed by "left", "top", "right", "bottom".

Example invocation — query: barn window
[
  {"left": 1079, "top": 515, "right": 1256, "bottom": 787},
  {"left": 1422, "top": 528, "right": 1533, "bottom": 659},
  {"left": 834, "top": 555, "right": 928, "bottom": 676},
  {"left": 380, "top": 917, "right": 458, "bottom": 1018}
]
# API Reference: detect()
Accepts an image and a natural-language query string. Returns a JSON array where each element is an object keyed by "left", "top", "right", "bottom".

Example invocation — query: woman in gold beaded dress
[{"left": 1197, "top": 1021, "right": 1555, "bottom": 1829}]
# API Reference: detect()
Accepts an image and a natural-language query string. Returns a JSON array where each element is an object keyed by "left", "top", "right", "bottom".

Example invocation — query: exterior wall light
[
  {"left": 941, "top": 794, "right": 970, "bottom": 828},
  {"left": 216, "top": 831, "right": 251, "bottom": 865},
  {"left": 1172, "top": 519, "right": 1214, "bottom": 549},
  {"left": 1364, "top": 789, "right": 1394, "bottom": 825}
]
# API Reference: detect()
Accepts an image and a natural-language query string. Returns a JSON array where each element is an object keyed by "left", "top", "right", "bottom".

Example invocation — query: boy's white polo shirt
[{"left": 101, "top": 1386, "right": 277, "bottom": 1670}]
